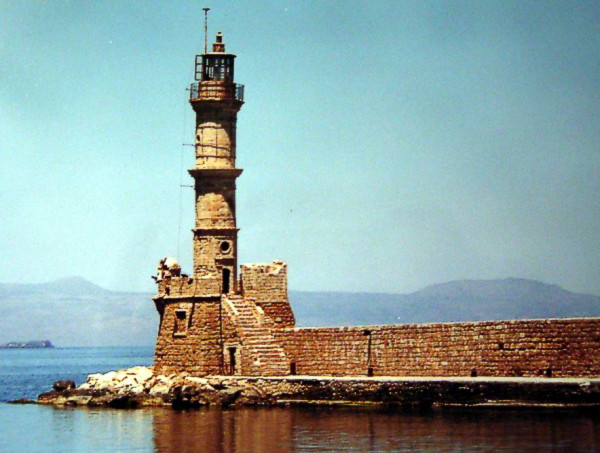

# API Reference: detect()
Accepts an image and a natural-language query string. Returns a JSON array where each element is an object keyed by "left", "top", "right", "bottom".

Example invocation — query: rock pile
[
  {"left": 35, "top": 366, "right": 270, "bottom": 408},
  {"left": 13, "top": 368, "right": 599, "bottom": 410}
]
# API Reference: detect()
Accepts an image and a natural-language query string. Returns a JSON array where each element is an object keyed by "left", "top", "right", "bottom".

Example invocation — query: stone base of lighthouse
[{"left": 153, "top": 261, "right": 295, "bottom": 376}]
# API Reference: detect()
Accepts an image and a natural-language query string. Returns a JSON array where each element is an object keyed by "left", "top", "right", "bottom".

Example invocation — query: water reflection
[
  {"left": 3, "top": 405, "right": 598, "bottom": 451},
  {"left": 152, "top": 407, "right": 293, "bottom": 453},
  {"left": 152, "top": 406, "right": 600, "bottom": 452}
]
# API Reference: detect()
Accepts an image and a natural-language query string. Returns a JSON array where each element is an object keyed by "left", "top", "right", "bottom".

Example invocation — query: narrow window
[
  {"left": 174, "top": 310, "right": 188, "bottom": 336},
  {"left": 222, "top": 268, "right": 231, "bottom": 294},
  {"left": 290, "top": 362, "right": 297, "bottom": 375},
  {"left": 367, "top": 366, "right": 374, "bottom": 377},
  {"left": 228, "top": 347, "right": 237, "bottom": 375}
]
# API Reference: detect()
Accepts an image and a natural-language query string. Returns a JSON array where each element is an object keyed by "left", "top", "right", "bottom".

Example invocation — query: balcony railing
[
  {"left": 189, "top": 82, "right": 245, "bottom": 102},
  {"left": 235, "top": 84, "right": 244, "bottom": 102}
]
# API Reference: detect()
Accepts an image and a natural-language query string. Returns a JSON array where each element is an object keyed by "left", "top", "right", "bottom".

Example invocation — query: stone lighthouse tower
[
  {"left": 189, "top": 32, "right": 244, "bottom": 296},
  {"left": 153, "top": 30, "right": 293, "bottom": 376}
]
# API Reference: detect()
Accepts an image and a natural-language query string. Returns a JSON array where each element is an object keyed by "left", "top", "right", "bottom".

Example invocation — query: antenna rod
[{"left": 203, "top": 7, "right": 210, "bottom": 54}]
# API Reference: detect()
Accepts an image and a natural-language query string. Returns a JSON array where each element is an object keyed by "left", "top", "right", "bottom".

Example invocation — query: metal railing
[
  {"left": 235, "top": 84, "right": 244, "bottom": 102},
  {"left": 189, "top": 82, "right": 245, "bottom": 102}
]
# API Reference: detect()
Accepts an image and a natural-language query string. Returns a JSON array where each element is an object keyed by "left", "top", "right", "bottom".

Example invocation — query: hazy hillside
[
  {"left": 290, "top": 278, "right": 600, "bottom": 326},
  {"left": 0, "top": 277, "right": 156, "bottom": 347},
  {"left": 1, "top": 277, "right": 598, "bottom": 347}
]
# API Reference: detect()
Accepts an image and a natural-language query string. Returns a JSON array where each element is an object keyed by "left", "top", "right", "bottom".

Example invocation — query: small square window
[{"left": 174, "top": 310, "right": 188, "bottom": 336}]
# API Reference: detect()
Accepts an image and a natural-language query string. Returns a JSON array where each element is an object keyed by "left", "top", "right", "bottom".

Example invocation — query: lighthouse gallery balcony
[{"left": 189, "top": 82, "right": 244, "bottom": 103}]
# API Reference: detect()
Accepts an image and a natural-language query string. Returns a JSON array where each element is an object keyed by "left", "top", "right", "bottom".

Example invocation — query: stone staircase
[{"left": 222, "top": 294, "right": 290, "bottom": 375}]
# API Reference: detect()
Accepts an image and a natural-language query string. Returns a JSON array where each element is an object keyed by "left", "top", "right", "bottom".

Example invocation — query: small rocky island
[{"left": 0, "top": 340, "right": 54, "bottom": 349}]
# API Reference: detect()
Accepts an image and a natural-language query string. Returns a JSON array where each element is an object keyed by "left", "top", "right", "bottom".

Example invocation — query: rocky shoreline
[
  {"left": 17, "top": 367, "right": 267, "bottom": 409},
  {"left": 10, "top": 366, "right": 600, "bottom": 410}
]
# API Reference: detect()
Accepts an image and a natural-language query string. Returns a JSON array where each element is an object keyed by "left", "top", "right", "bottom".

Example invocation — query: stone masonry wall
[
  {"left": 240, "top": 262, "right": 295, "bottom": 327},
  {"left": 154, "top": 294, "right": 291, "bottom": 376},
  {"left": 194, "top": 109, "right": 238, "bottom": 169},
  {"left": 154, "top": 298, "right": 240, "bottom": 375},
  {"left": 157, "top": 277, "right": 217, "bottom": 298},
  {"left": 274, "top": 318, "right": 600, "bottom": 378}
]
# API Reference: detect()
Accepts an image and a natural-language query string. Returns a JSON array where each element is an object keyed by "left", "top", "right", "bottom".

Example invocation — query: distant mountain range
[
  {"left": 0, "top": 277, "right": 155, "bottom": 348},
  {"left": 291, "top": 278, "right": 600, "bottom": 326},
  {"left": 0, "top": 277, "right": 598, "bottom": 347}
]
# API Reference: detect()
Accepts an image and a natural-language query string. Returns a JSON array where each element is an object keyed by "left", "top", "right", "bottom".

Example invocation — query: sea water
[
  {"left": 1, "top": 347, "right": 599, "bottom": 452},
  {"left": 0, "top": 346, "right": 154, "bottom": 402}
]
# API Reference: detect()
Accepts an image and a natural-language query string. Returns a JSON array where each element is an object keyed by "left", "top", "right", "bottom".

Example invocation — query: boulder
[
  {"left": 185, "top": 376, "right": 209, "bottom": 386},
  {"left": 149, "top": 383, "right": 170, "bottom": 396},
  {"left": 38, "top": 391, "right": 68, "bottom": 405},
  {"left": 118, "top": 375, "right": 140, "bottom": 391},
  {"left": 129, "top": 366, "right": 154, "bottom": 383},
  {"left": 129, "top": 384, "right": 146, "bottom": 395},
  {"left": 52, "top": 380, "right": 75, "bottom": 392},
  {"left": 66, "top": 395, "right": 92, "bottom": 406},
  {"left": 107, "top": 394, "right": 139, "bottom": 409},
  {"left": 218, "top": 387, "right": 243, "bottom": 407},
  {"left": 170, "top": 385, "right": 197, "bottom": 409}
]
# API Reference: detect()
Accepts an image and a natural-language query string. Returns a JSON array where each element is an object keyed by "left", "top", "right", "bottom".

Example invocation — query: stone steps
[{"left": 223, "top": 294, "right": 289, "bottom": 375}]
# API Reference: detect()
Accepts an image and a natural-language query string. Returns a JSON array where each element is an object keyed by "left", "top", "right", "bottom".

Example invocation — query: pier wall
[{"left": 274, "top": 318, "right": 600, "bottom": 378}]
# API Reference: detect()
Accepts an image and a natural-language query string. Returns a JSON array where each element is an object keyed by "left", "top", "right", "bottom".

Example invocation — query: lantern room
[{"left": 195, "top": 32, "right": 236, "bottom": 83}]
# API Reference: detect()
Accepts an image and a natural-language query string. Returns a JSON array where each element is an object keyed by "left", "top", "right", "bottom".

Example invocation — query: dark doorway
[
  {"left": 222, "top": 268, "right": 231, "bottom": 294},
  {"left": 228, "top": 347, "right": 236, "bottom": 375}
]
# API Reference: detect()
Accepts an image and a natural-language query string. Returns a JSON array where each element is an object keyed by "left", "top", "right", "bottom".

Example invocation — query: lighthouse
[
  {"left": 189, "top": 32, "right": 244, "bottom": 296},
  {"left": 153, "top": 29, "right": 293, "bottom": 376}
]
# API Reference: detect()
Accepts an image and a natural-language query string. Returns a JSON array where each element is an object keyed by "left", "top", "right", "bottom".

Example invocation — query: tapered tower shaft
[{"left": 189, "top": 32, "right": 244, "bottom": 296}]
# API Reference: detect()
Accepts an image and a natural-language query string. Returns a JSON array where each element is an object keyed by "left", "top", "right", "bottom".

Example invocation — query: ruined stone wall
[
  {"left": 157, "top": 277, "right": 212, "bottom": 298},
  {"left": 240, "top": 261, "right": 295, "bottom": 327},
  {"left": 274, "top": 318, "right": 600, "bottom": 378},
  {"left": 241, "top": 262, "right": 288, "bottom": 302}
]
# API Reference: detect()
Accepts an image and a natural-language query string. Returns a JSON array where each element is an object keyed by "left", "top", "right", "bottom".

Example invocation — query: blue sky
[{"left": 1, "top": 1, "right": 599, "bottom": 295}]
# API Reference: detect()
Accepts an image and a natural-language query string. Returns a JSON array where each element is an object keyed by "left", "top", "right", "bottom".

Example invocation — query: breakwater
[{"left": 15, "top": 367, "right": 600, "bottom": 410}]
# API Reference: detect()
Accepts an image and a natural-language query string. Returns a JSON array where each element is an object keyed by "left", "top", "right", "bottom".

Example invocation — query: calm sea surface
[{"left": 0, "top": 347, "right": 599, "bottom": 452}]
